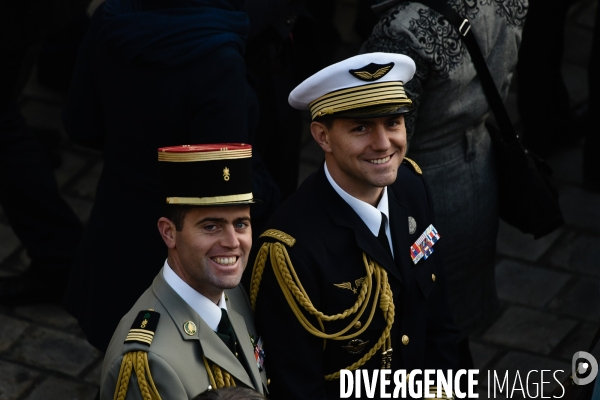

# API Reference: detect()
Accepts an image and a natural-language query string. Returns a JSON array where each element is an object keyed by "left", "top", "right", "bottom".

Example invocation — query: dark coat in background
[
  {"left": 253, "top": 162, "right": 459, "bottom": 400},
  {"left": 362, "top": 0, "right": 527, "bottom": 337},
  {"left": 63, "top": 1, "right": 280, "bottom": 352}
]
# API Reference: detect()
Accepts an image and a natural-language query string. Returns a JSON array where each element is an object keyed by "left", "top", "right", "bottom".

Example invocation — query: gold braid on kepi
[
  {"left": 250, "top": 230, "right": 395, "bottom": 381},
  {"left": 113, "top": 310, "right": 163, "bottom": 400}
]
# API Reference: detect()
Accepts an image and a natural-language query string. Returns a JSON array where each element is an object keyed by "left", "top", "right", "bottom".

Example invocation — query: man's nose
[
  {"left": 221, "top": 226, "right": 240, "bottom": 248},
  {"left": 371, "top": 125, "right": 391, "bottom": 150}
]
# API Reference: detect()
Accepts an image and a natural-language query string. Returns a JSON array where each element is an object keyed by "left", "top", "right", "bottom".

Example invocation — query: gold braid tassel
[
  {"left": 113, "top": 352, "right": 134, "bottom": 400},
  {"left": 249, "top": 241, "right": 395, "bottom": 381},
  {"left": 112, "top": 351, "right": 162, "bottom": 400},
  {"left": 202, "top": 355, "right": 236, "bottom": 390},
  {"left": 250, "top": 242, "right": 271, "bottom": 312}
]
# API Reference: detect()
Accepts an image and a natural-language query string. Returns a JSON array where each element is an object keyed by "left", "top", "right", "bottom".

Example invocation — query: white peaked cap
[{"left": 289, "top": 52, "right": 416, "bottom": 120}]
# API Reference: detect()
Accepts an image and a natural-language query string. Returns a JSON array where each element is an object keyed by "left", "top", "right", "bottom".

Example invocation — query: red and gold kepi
[{"left": 157, "top": 143, "right": 258, "bottom": 206}]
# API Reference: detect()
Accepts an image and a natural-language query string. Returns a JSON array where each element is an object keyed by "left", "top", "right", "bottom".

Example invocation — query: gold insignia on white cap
[{"left": 289, "top": 53, "right": 416, "bottom": 120}]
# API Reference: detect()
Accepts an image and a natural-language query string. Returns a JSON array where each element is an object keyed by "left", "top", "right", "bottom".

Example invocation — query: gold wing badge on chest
[{"left": 333, "top": 277, "right": 366, "bottom": 294}]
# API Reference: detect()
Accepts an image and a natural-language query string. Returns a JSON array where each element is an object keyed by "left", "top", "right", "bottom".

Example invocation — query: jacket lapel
[
  {"left": 314, "top": 166, "right": 403, "bottom": 283},
  {"left": 151, "top": 271, "right": 255, "bottom": 390},
  {"left": 227, "top": 308, "right": 264, "bottom": 393}
]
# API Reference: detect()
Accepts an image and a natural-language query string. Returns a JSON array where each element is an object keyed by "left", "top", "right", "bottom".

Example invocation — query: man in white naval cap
[{"left": 249, "top": 53, "right": 460, "bottom": 399}]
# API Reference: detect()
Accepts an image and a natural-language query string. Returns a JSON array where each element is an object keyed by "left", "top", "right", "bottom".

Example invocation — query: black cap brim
[{"left": 332, "top": 104, "right": 413, "bottom": 119}]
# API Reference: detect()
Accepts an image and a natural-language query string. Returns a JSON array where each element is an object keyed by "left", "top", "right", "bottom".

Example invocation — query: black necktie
[
  {"left": 378, "top": 213, "right": 393, "bottom": 259},
  {"left": 216, "top": 308, "right": 238, "bottom": 355}
]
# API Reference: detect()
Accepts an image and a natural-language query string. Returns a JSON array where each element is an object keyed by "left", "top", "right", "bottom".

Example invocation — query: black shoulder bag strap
[{"left": 414, "top": 0, "right": 524, "bottom": 154}]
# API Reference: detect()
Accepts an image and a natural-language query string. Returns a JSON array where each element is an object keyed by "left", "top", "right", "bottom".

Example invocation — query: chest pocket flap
[{"left": 412, "top": 259, "right": 437, "bottom": 299}]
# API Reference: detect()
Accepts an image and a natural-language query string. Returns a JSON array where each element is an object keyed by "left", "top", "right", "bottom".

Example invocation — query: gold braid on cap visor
[{"left": 309, "top": 81, "right": 412, "bottom": 120}]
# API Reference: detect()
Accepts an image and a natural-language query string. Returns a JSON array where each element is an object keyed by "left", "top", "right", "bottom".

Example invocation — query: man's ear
[
  {"left": 310, "top": 121, "right": 332, "bottom": 153},
  {"left": 157, "top": 217, "right": 177, "bottom": 249}
]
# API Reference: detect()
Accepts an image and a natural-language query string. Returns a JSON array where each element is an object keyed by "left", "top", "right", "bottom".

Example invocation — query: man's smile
[
  {"left": 210, "top": 256, "right": 239, "bottom": 266},
  {"left": 367, "top": 153, "right": 393, "bottom": 164}
]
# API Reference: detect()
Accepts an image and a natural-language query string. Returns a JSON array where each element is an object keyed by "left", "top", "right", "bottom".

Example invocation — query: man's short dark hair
[
  {"left": 163, "top": 205, "right": 195, "bottom": 231},
  {"left": 314, "top": 115, "right": 335, "bottom": 129},
  {"left": 192, "top": 387, "right": 265, "bottom": 400}
]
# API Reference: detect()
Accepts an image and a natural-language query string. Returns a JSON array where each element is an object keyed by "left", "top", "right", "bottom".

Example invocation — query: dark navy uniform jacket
[{"left": 253, "top": 162, "right": 460, "bottom": 400}]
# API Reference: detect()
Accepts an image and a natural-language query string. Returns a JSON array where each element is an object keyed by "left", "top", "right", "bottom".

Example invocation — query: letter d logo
[{"left": 572, "top": 351, "right": 598, "bottom": 385}]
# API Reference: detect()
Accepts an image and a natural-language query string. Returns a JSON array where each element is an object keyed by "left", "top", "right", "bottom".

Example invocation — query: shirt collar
[
  {"left": 162, "top": 259, "right": 227, "bottom": 331},
  {"left": 324, "top": 161, "right": 390, "bottom": 237}
]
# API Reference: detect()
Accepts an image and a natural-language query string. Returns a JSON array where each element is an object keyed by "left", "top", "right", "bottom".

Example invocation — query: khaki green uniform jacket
[{"left": 100, "top": 268, "right": 267, "bottom": 399}]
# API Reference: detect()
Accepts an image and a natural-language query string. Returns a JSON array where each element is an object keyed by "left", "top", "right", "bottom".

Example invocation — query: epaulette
[
  {"left": 113, "top": 309, "right": 162, "bottom": 399},
  {"left": 403, "top": 157, "right": 422, "bottom": 175},
  {"left": 125, "top": 309, "right": 160, "bottom": 346},
  {"left": 260, "top": 229, "right": 296, "bottom": 247}
]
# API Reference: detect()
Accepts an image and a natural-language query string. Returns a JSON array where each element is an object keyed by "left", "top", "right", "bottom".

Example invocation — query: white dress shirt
[
  {"left": 324, "top": 162, "right": 394, "bottom": 257},
  {"left": 162, "top": 259, "right": 227, "bottom": 331}
]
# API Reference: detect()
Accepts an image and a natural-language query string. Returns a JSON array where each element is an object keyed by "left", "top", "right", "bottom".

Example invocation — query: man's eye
[
  {"left": 204, "top": 224, "right": 218, "bottom": 231},
  {"left": 235, "top": 222, "right": 249, "bottom": 229},
  {"left": 352, "top": 125, "right": 367, "bottom": 132}
]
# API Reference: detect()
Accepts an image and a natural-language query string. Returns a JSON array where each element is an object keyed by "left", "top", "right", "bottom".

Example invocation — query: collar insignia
[
  {"left": 349, "top": 62, "right": 394, "bottom": 81},
  {"left": 183, "top": 320, "right": 197, "bottom": 336}
]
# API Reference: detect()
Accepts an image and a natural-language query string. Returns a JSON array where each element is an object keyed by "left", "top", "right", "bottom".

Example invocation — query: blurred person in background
[
  {"left": 0, "top": 0, "right": 86, "bottom": 305},
  {"left": 63, "top": 0, "right": 280, "bottom": 353},
  {"left": 362, "top": 0, "right": 527, "bottom": 370}
]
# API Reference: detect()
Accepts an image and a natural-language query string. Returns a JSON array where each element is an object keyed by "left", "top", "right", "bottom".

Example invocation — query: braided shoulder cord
[
  {"left": 142, "top": 352, "right": 162, "bottom": 400},
  {"left": 113, "top": 351, "right": 163, "bottom": 400},
  {"left": 202, "top": 355, "right": 236, "bottom": 390},
  {"left": 113, "top": 352, "right": 134, "bottom": 400},
  {"left": 326, "top": 267, "right": 395, "bottom": 380},
  {"left": 133, "top": 352, "right": 152, "bottom": 400},
  {"left": 250, "top": 242, "right": 271, "bottom": 312},
  {"left": 251, "top": 240, "right": 395, "bottom": 381}
]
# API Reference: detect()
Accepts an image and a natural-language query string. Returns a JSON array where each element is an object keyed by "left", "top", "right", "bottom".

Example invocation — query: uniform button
[
  {"left": 406, "top": 373, "right": 410, "bottom": 382},
  {"left": 354, "top": 321, "right": 362, "bottom": 329},
  {"left": 235, "top": 352, "right": 238, "bottom": 357},
  {"left": 268, "top": 379, "right": 271, "bottom": 385},
  {"left": 431, "top": 273, "right": 436, "bottom": 282},
  {"left": 402, "top": 335, "right": 409, "bottom": 345}
]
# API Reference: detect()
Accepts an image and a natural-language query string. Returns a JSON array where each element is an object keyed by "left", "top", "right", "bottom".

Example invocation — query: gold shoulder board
[
  {"left": 260, "top": 229, "right": 296, "bottom": 247},
  {"left": 403, "top": 157, "right": 422, "bottom": 175}
]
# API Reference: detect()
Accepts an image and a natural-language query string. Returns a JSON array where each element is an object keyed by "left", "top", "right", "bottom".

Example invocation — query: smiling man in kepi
[
  {"left": 250, "top": 53, "right": 459, "bottom": 399},
  {"left": 100, "top": 144, "right": 267, "bottom": 399}
]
